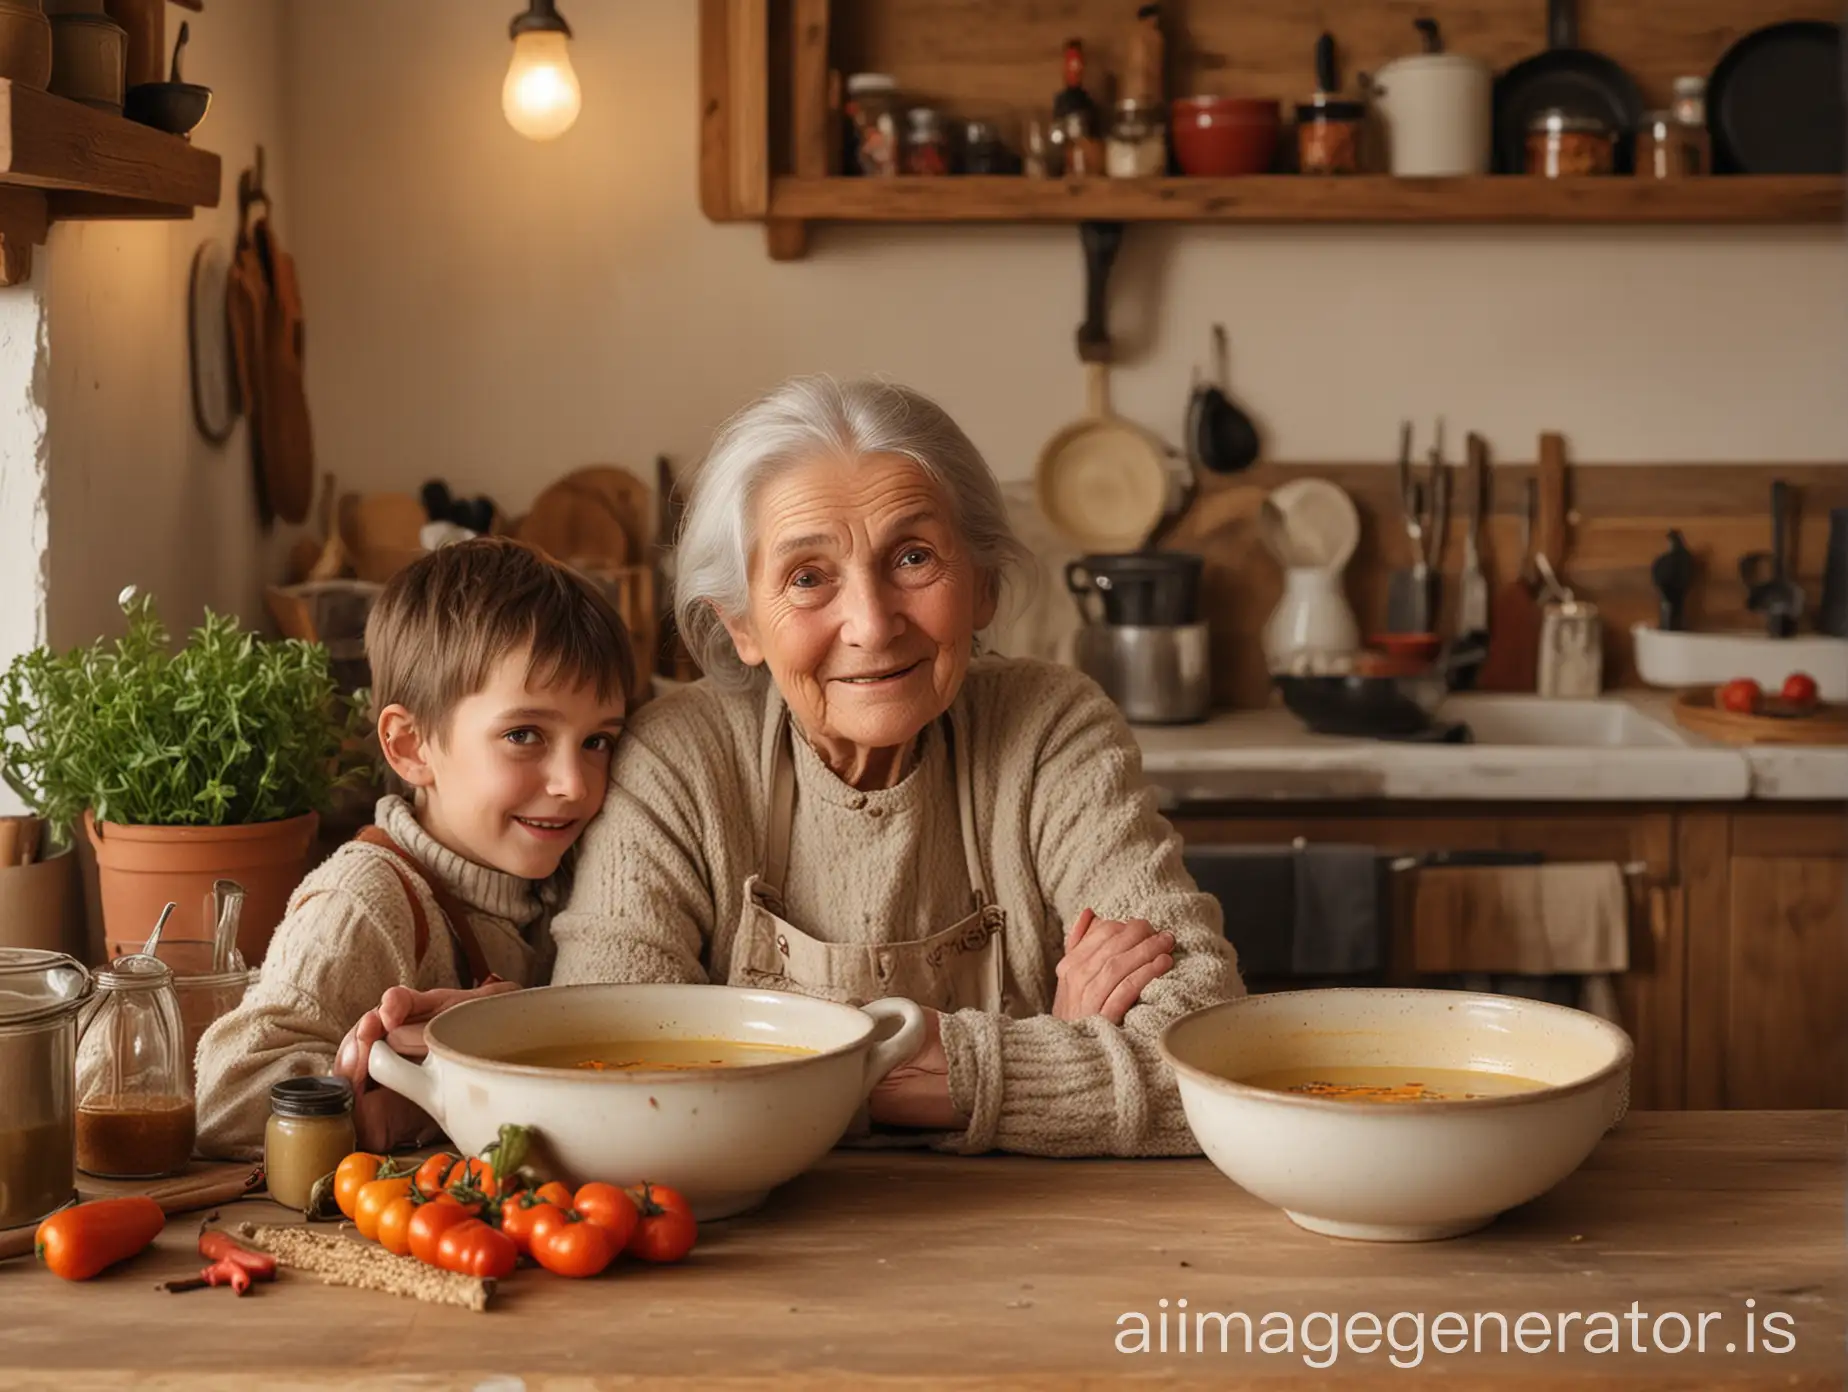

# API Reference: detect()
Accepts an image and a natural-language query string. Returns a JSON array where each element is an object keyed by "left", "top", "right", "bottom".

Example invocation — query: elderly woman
[{"left": 546, "top": 378, "right": 1244, "bottom": 1156}]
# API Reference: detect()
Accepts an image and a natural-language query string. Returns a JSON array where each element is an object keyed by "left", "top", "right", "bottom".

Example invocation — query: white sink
[{"left": 1439, "top": 696, "right": 1690, "bottom": 748}]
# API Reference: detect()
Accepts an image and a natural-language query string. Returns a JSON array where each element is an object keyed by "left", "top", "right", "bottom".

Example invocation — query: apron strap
[
  {"left": 760, "top": 707, "right": 798, "bottom": 907},
  {"left": 356, "top": 826, "right": 489, "bottom": 989},
  {"left": 946, "top": 708, "right": 991, "bottom": 911}
]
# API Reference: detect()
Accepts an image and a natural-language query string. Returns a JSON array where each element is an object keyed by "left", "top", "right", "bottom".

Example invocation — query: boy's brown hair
[{"left": 366, "top": 537, "right": 638, "bottom": 737}]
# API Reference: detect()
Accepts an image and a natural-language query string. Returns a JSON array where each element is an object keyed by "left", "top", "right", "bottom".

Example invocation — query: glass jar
[
  {"left": 1025, "top": 115, "right": 1057, "bottom": 178},
  {"left": 0, "top": 949, "right": 91, "bottom": 1229},
  {"left": 264, "top": 1076, "right": 356, "bottom": 1211},
  {"left": 903, "top": 106, "right": 951, "bottom": 175},
  {"left": 1671, "top": 76, "right": 1711, "bottom": 176},
  {"left": 1105, "top": 98, "right": 1167, "bottom": 178},
  {"left": 74, "top": 953, "right": 194, "bottom": 1179},
  {"left": 961, "top": 120, "right": 1009, "bottom": 175},
  {"left": 844, "top": 72, "right": 901, "bottom": 177},
  {"left": 1295, "top": 98, "right": 1366, "bottom": 175},
  {"left": 1059, "top": 108, "right": 1104, "bottom": 178},
  {"left": 1526, "top": 110, "right": 1614, "bottom": 177}
]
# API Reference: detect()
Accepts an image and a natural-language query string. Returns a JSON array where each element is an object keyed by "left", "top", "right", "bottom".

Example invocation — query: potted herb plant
[{"left": 0, "top": 588, "right": 368, "bottom": 966}]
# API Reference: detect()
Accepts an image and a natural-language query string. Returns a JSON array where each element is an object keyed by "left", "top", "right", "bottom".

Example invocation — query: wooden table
[{"left": 2, "top": 1113, "right": 1841, "bottom": 1390}]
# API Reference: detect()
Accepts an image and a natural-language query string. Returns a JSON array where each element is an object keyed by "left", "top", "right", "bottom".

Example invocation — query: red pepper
[{"left": 198, "top": 1231, "right": 277, "bottom": 1279}]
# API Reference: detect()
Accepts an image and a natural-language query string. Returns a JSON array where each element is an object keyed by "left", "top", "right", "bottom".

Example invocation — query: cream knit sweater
[
  {"left": 194, "top": 796, "right": 552, "bottom": 1158},
  {"left": 551, "top": 657, "right": 1245, "bottom": 1157}
]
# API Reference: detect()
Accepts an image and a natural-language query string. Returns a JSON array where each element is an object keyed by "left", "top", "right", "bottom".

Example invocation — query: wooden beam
[
  {"left": 0, "top": 185, "right": 46, "bottom": 285},
  {"left": 764, "top": 218, "right": 807, "bottom": 260},
  {"left": 697, "top": 0, "right": 733, "bottom": 221},
  {"left": 47, "top": 192, "right": 194, "bottom": 221},
  {"left": 0, "top": 80, "right": 219, "bottom": 207},
  {"left": 727, "top": 0, "right": 769, "bottom": 218},
  {"left": 790, "top": 0, "right": 829, "bottom": 178}
]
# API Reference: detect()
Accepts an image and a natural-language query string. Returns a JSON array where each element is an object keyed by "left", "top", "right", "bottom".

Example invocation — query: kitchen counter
[
  {"left": 2, "top": 1113, "right": 1840, "bottom": 1389},
  {"left": 1134, "top": 693, "right": 1846, "bottom": 804}
]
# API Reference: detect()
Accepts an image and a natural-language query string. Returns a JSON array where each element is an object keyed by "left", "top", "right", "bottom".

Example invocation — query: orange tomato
[
  {"left": 353, "top": 1176, "right": 414, "bottom": 1241},
  {"left": 333, "top": 1152, "right": 385, "bottom": 1220},
  {"left": 532, "top": 1214, "right": 619, "bottom": 1279},
  {"left": 375, "top": 1193, "right": 420, "bottom": 1257},
  {"left": 413, "top": 1152, "right": 458, "bottom": 1195},
  {"left": 413, "top": 1151, "right": 497, "bottom": 1199},
  {"left": 625, "top": 1182, "right": 697, "bottom": 1264},
  {"left": 531, "top": 1181, "right": 574, "bottom": 1209},
  {"left": 407, "top": 1195, "right": 476, "bottom": 1266},
  {"left": 435, "top": 1218, "right": 518, "bottom": 1280},
  {"left": 497, "top": 1194, "right": 562, "bottom": 1259},
  {"left": 572, "top": 1182, "right": 639, "bottom": 1251},
  {"left": 35, "top": 1198, "right": 164, "bottom": 1281}
]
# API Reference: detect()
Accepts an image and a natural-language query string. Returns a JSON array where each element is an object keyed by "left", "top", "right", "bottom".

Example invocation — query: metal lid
[
  {"left": 0, "top": 948, "right": 92, "bottom": 1028},
  {"left": 1298, "top": 97, "right": 1366, "bottom": 122},
  {"left": 845, "top": 73, "right": 896, "bottom": 95},
  {"left": 270, "top": 1075, "right": 354, "bottom": 1119},
  {"left": 907, "top": 106, "right": 942, "bottom": 133},
  {"left": 1672, "top": 75, "right": 1707, "bottom": 98},
  {"left": 1530, "top": 109, "right": 1611, "bottom": 136},
  {"left": 93, "top": 951, "right": 175, "bottom": 994}
]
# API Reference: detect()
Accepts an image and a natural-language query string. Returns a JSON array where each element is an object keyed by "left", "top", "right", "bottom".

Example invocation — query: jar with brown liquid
[{"left": 74, "top": 953, "right": 194, "bottom": 1178}]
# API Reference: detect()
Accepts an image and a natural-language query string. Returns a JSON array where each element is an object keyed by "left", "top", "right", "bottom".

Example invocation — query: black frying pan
[
  {"left": 1708, "top": 20, "right": 1844, "bottom": 175},
  {"left": 1493, "top": 0, "right": 1643, "bottom": 174}
]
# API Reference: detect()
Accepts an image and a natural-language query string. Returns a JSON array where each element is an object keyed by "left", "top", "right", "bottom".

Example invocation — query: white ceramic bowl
[
  {"left": 1160, "top": 988, "right": 1632, "bottom": 1242},
  {"left": 370, "top": 983, "right": 924, "bottom": 1220}
]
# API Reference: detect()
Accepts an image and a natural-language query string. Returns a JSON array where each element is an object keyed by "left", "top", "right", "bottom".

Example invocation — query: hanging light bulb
[{"left": 503, "top": 0, "right": 581, "bottom": 141}]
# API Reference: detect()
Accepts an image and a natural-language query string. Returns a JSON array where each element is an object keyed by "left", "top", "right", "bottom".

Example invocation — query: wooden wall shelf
[
  {"left": 769, "top": 174, "right": 1844, "bottom": 226},
  {"left": 0, "top": 78, "right": 222, "bottom": 283}
]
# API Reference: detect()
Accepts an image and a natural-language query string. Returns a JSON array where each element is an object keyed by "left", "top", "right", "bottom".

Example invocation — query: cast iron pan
[
  {"left": 1186, "top": 324, "right": 1260, "bottom": 474},
  {"left": 1493, "top": 0, "right": 1643, "bottom": 174},
  {"left": 1708, "top": 21, "right": 1844, "bottom": 175}
]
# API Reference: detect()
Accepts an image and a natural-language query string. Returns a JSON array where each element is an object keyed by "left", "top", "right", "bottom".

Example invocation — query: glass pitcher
[{"left": 74, "top": 953, "right": 195, "bottom": 1178}]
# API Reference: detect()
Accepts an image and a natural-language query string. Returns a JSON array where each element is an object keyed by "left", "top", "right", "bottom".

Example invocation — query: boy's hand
[{"left": 333, "top": 978, "right": 522, "bottom": 1151}]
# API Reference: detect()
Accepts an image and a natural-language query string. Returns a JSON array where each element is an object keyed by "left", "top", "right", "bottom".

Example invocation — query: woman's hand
[
  {"left": 1053, "top": 909, "right": 1175, "bottom": 1025},
  {"left": 867, "top": 1008, "right": 965, "bottom": 1130},
  {"left": 333, "top": 978, "right": 522, "bottom": 1151}
]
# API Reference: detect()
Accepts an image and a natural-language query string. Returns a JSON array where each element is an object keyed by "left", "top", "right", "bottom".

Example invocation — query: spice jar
[
  {"left": 903, "top": 106, "right": 951, "bottom": 175},
  {"left": 264, "top": 1076, "right": 356, "bottom": 1211},
  {"left": 1059, "top": 109, "right": 1104, "bottom": 178},
  {"left": 844, "top": 72, "right": 901, "bottom": 177},
  {"left": 1296, "top": 97, "right": 1366, "bottom": 174},
  {"left": 73, "top": 952, "right": 194, "bottom": 1178},
  {"left": 0, "top": 949, "right": 91, "bottom": 1230},
  {"left": 1025, "top": 115, "right": 1056, "bottom": 178},
  {"left": 1526, "top": 109, "right": 1614, "bottom": 177},
  {"left": 960, "top": 119, "right": 1009, "bottom": 175},
  {"left": 1105, "top": 98, "right": 1166, "bottom": 177}
]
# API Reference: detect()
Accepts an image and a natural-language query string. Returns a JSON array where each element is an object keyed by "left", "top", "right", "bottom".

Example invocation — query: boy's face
[{"left": 382, "top": 649, "right": 627, "bottom": 880}]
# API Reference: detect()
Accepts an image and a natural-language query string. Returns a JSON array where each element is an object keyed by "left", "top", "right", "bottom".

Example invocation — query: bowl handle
[
  {"left": 367, "top": 1039, "right": 447, "bottom": 1131},
  {"left": 857, "top": 996, "right": 926, "bottom": 1096}
]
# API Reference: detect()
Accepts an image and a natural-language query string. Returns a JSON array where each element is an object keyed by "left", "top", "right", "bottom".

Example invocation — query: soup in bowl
[
  {"left": 368, "top": 983, "right": 924, "bottom": 1219},
  {"left": 1159, "top": 988, "right": 1631, "bottom": 1242}
]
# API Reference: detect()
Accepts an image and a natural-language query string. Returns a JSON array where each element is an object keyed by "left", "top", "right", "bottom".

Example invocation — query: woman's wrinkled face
[{"left": 722, "top": 452, "right": 996, "bottom": 760}]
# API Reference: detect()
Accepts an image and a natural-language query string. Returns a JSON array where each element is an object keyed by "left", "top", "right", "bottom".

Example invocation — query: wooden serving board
[{"left": 1673, "top": 687, "right": 1848, "bottom": 745}]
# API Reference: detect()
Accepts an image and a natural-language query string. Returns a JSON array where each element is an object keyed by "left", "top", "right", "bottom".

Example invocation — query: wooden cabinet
[{"left": 1169, "top": 802, "right": 1846, "bottom": 1112}]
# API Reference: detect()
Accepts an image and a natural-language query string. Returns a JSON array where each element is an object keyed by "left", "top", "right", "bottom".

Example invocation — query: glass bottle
[
  {"left": 265, "top": 1077, "right": 356, "bottom": 1211},
  {"left": 1671, "top": 76, "right": 1711, "bottom": 176},
  {"left": 74, "top": 953, "right": 195, "bottom": 1178},
  {"left": 844, "top": 72, "right": 901, "bottom": 177},
  {"left": 1052, "top": 39, "right": 1103, "bottom": 176},
  {"left": 903, "top": 106, "right": 951, "bottom": 175}
]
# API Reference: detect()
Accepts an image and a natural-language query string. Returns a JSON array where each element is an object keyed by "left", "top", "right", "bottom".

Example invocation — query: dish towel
[
  {"left": 1182, "top": 847, "right": 1294, "bottom": 976},
  {"left": 1293, "top": 844, "right": 1384, "bottom": 975}
]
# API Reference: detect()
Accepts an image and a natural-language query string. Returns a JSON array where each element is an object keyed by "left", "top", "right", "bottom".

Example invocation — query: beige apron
[{"left": 728, "top": 708, "right": 1007, "bottom": 1015}]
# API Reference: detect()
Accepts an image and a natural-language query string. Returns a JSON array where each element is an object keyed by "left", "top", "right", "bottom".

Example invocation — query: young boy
[{"left": 194, "top": 537, "right": 635, "bottom": 1157}]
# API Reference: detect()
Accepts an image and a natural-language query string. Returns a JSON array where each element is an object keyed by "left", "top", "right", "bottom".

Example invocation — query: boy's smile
[{"left": 380, "top": 647, "right": 627, "bottom": 880}]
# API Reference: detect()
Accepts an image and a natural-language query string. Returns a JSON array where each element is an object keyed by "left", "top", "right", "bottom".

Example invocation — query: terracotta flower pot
[
  {"left": 0, "top": 843, "right": 82, "bottom": 957},
  {"left": 85, "top": 809, "right": 317, "bottom": 969}
]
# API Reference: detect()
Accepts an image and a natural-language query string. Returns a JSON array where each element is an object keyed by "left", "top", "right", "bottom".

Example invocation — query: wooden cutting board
[
  {"left": 1673, "top": 688, "right": 1848, "bottom": 745},
  {"left": 0, "top": 1160, "right": 264, "bottom": 1262}
]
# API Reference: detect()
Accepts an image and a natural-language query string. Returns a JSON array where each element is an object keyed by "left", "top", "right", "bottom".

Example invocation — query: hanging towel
[
  {"left": 1293, "top": 844, "right": 1383, "bottom": 975},
  {"left": 1412, "top": 863, "right": 1629, "bottom": 976},
  {"left": 1183, "top": 847, "right": 1294, "bottom": 976}
]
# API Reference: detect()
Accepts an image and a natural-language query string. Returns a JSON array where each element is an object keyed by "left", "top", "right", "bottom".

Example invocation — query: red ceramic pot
[{"left": 1170, "top": 96, "right": 1281, "bottom": 176}]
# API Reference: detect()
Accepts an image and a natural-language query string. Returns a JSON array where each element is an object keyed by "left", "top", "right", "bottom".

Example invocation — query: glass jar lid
[
  {"left": 1298, "top": 97, "right": 1366, "bottom": 122},
  {"left": 845, "top": 73, "right": 896, "bottom": 96},
  {"left": 0, "top": 948, "right": 91, "bottom": 1028},
  {"left": 270, "top": 1075, "right": 354, "bottom": 1119},
  {"left": 907, "top": 106, "right": 942, "bottom": 135},
  {"left": 92, "top": 952, "right": 176, "bottom": 994},
  {"left": 1530, "top": 109, "right": 1611, "bottom": 136}
]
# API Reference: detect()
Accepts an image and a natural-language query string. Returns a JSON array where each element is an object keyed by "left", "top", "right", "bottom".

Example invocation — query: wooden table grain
[{"left": 1, "top": 1112, "right": 1841, "bottom": 1391}]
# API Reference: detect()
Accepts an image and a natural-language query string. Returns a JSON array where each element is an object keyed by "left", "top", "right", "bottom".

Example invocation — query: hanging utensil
[
  {"left": 1185, "top": 324, "right": 1260, "bottom": 474},
  {"left": 1651, "top": 530, "right": 1695, "bottom": 632},
  {"left": 1424, "top": 418, "right": 1450, "bottom": 630},
  {"left": 1741, "top": 479, "right": 1807, "bottom": 638},
  {"left": 1384, "top": 421, "right": 1426, "bottom": 633},
  {"left": 1479, "top": 477, "right": 1543, "bottom": 691},
  {"left": 1458, "top": 432, "right": 1490, "bottom": 638}
]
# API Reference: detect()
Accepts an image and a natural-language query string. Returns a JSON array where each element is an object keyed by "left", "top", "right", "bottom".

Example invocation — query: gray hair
[{"left": 675, "top": 376, "right": 1032, "bottom": 687}]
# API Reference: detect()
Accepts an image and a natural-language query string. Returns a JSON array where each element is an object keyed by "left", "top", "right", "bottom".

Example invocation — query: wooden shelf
[
  {"left": 0, "top": 78, "right": 221, "bottom": 282},
  {"left": 769, "top": 175, "right": 1845, "bottom": 227}
]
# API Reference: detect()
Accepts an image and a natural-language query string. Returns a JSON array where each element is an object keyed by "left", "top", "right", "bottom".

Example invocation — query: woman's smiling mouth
[{"left": 832, "top": 660, "right": 924, "bottom": 687}]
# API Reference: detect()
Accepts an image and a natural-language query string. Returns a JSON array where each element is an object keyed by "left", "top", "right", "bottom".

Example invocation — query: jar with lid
[
  {"left": 1670, "top": 76, "right": 1710, "bottom": 175},
  {"left": 73, "top": 952, "right": 194, "bottom": 1178},
  {"left": 1105, "top": 98, "right": 1166, "bottom": 177},
  {"left": 0, "top": 949, "right": 91, "bottom": 1229},
  {"left": 1526, "top": 109, "right": 1614, "bottom": 177},
  {"left": 1296, "top": 96, "right": 1366, "bottom": 174},
  {"left": 844, "top": 72, "right": 901, "bottom": 177},
  {"left": 960, "top": 120, "right": 1010, "bottom": 175},
  {"left": 903, "top": 106, "right": 951, "bottom": 175},
  {"left": 264, "top": 1076, "right": 356, "bottom": 1211}
]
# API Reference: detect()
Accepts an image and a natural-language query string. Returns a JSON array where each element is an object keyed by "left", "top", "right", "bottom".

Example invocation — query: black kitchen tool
[
  {"left": 1708, "top": 21, "right": 1844, "bottom": 175},
  {"left": 1739, "top": 479, "right": 1806, "bottom": 638},
  {"left": 1066, "top": 551, "right": 1205, "bottom": 626},
  {"left": 1185, "top": 324, "right": 1260, "bottom": 474},
  {"left": 1492, "top": 0, "right": 1644, "bottom": 174},
  {"left": 1650, "top": 529, "right": 1695, "bottom": 632}
]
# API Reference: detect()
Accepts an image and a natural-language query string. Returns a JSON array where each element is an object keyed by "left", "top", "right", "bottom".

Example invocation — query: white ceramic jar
[
  {"left": 1370, "top": 51, "right": 1493, "bottom": 177},
  {"left": 1263, "top": 568, "right": 1360, "bottom": 673}
]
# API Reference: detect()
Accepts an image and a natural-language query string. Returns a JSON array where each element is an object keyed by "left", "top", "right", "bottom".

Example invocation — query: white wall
[
  {"left": 281, "top": 0, "right": 1845, "bottom": 533},
  {"left": 45, "top": 0, "right": 292, "bottom": 651}
]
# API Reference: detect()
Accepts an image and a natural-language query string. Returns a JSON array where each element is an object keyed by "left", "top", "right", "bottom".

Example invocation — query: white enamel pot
[
  {"left": 369, "top": 983, "right": 926, "bottom": 1220},
  {"left": 1161, "top": 988, "right": 1632, "bottom": 1242},
  {"left": 1371, "top": 52, "right": 1493, "bottom": 176}
]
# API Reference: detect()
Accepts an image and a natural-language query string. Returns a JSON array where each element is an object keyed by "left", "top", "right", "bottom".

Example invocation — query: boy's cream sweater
[{"left": 193, "top": 796, "right": 551, "bottom": 1158}]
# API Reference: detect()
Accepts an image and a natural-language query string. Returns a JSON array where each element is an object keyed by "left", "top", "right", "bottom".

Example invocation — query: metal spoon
[{"left": 141, "top": 901, "right": 176, "bottom": 959}]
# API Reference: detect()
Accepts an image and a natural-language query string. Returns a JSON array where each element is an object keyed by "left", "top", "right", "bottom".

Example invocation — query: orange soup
[
  {"left": 1238, "top": 1065, "right": 1548, "bottom": 1103},
  {"left": 501, "top": 1038, "right": 818, "bottom": 1072}
]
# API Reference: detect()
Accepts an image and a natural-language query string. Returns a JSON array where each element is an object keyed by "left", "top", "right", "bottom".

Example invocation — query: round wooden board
[{"left": 1673, "top": 687, "right": 1848, "bottom": 745}]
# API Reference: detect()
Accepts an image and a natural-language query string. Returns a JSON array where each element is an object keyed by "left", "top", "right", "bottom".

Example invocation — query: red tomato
[
  {"left": 407, "top": 1195, "right": 477, "bottom": 1266},
  {"left": 497, "top": 1194, "right": 563, "bottom": 1258},
  {"left": 414, "top": 1152, "right": 458, "bottom": 1196},
  {"left": 572, "top": 1182, "right": 639, "bottom": 1250},
  {"left": 435, "top": 1218, "right": 518, "bottom": 1280},
  {"left": 532, "top": 1215, "right": 619, "bottom": 1278},
  {"left": 625, "top": 1182, "right": 698, "bottom": 1264},
  {"left": 531, "top": 1181, "right": 574, "bottom": 1209},
  {"left": 1718, "top": 678, "right": 1762, "bottom": 715},
  {"left": 1782, "top": 672, "right": 1820, "bottom": 710}
]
